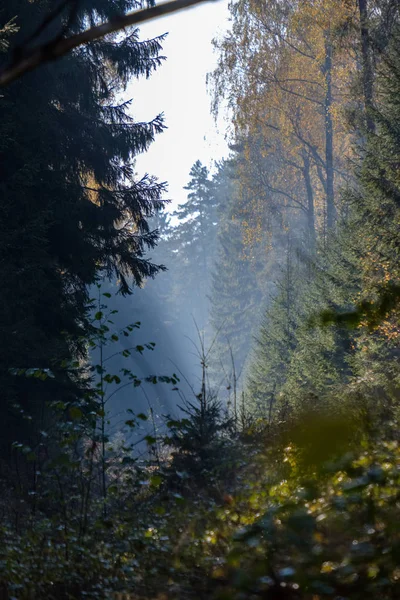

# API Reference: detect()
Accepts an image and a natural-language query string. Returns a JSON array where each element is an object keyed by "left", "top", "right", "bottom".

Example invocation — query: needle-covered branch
[{"left": 0, "top": 0, "right": 215, "bottom": 87}]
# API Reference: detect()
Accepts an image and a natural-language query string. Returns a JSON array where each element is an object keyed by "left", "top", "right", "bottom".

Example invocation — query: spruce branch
[{"left": 0, "top": 0, "right": 216, "bottom": 87}]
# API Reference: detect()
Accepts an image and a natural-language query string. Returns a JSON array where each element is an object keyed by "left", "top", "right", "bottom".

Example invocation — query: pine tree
[
  {"left": 209, "top": 156, "right": 282, "bottom": 394},
  {"left": 0, "top": 0, "right": 166, "bottom": 454},
  {"left": 336, "top": 26, "right": 400, "bottom": 405},
  {"left": 166, "top": 160, "right": 218, "bottom": 332},
  {"left": 210, "top": 213, "right": 262, "bottom": 382},
  {"left": 245, "top": 199, "right": 364, "bottom": 419},
  {"left": 247, "top": 241, "right": 301, "bottom": 420}
]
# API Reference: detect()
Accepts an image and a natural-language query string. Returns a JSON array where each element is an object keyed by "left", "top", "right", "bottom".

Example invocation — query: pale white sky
[{"left": 127, "top": 0, "right": 230, "bottom": 211}]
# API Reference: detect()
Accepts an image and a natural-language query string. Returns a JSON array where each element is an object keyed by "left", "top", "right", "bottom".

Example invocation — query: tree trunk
[
  {"left": 302, "top": 151, "right": 316, "bottom": 252},
  {"left": 358, "top": 0, "right": 375, "bottom": 132},
  {"left": 324, "top": 36, "right": 335, "bottom": 230}
]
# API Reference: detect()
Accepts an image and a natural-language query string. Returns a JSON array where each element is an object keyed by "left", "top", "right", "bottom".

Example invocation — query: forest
[{"left": 1, "top": 0, "right": 400, "bottom": 598}]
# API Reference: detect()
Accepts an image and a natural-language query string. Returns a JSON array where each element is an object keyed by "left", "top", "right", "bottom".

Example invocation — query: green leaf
[
  {"left": 69, "top": 406, "right": 83, "bottom": 420},
  {"left": 150, "top": 474, "right": 162, "bottom": 487}
]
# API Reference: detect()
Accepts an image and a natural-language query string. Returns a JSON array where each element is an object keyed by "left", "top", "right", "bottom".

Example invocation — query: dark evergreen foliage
[
  {"left": 168, "top": 160, "right": 218, "bottom": 329},
  {"left": 166, "top": 395, "right": 232, "bottom": 483},
  {"left": 0, "top": 0, "right": 166, "bottom": 453},
  {"left": 247, "top": 242, "right": 301, "bottom": 418},
  {"left": 209, "top": 156, "right": 284, "bottom": 392}
]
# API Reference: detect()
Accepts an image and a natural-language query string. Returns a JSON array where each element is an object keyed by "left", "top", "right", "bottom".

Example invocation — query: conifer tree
[
  {"left": 247, "top": 240, "right": 301, "bottom": 419},
  {"left": 0, "top": 0, "right": 166, "bottom": 452},
  {"left": 166, "top": 160, "right": 218, "bottom": 331},
  {"left": 210, "top": 212, "right": 262, "bottom": 382},
  {"left": 209, "top": 155, "right": 288, "bottom": 393},
  {"left": 336, "top": 25, "right": 400, "bottom": 403}
]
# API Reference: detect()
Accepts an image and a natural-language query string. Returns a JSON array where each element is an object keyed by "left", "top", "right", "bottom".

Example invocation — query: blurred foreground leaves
[{"left": 2, "top": 409, "right": 400, "bottom": 599}]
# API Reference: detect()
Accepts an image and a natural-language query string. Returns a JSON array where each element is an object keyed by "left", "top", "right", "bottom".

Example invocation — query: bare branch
[
  {"left": 0, "top": 0, "right": 216, "bottom": 87},
  {"left": 263, "top": 184, "right": 306, "bottom": 212},
  {"left": 272, "top": 75, "right": 324, "bottom": 106},
  {"left": 254, "top": 14, "right": 316, "bottom": 61},
  {"left": 273, "top": 76, "right": 324, "bottom": 89}
]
